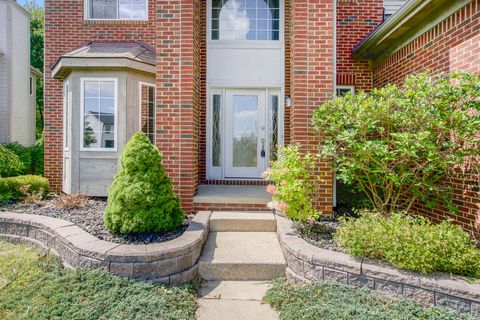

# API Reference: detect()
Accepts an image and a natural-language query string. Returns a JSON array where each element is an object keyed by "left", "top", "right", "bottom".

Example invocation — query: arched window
[{"left": 211, "top": 0, "right": 280, "bottom": 40}]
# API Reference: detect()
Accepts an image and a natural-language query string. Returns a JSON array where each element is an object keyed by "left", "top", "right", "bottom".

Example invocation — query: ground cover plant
[
  {"left": 313, "top": 72, "right": 480, "bottom": 214},
  {"left": 336, "top": 210, "right": 480, "bottom": 278},
  {"left": 104, "top": 132, "right": 184, "bottom": 234},
  {"left": 0, "top": 241, "right": 198, "bottom": 320},
  {"left": 264, "top": 278, "right": 475, "bottom": 320}
]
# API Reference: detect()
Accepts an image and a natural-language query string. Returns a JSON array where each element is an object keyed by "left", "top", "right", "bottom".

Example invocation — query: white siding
[
  {"left": 9, "top": 3, "right": 32, "bottom": 146},
  {"left": 0, "top": 2, "right": 9, "bottom": 144},
  {"left": 384, "top": 0, "right": 407, "bottom": 16}
]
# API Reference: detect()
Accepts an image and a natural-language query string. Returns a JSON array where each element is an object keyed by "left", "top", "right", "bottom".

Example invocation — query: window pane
[
  {"left": 212, "top": 0, "right": 280, "bottom": 41},
  {"left": 140, "top": 85, "right": 155, "bottom": 143},
  {"left": 83, "top": 80, "right": 116, "bottom": 149},
  {"left": 232, "top": 95, "right": 258, "bottom": 168},
  {"left": 212, "top": 95, "right": 222, "bottom": 167},
  {"left": 90, "top": 0, "right": 147, "bottom": 20},
  {"left": 269, "top": 95, "right": 279, "bottom": 162}
]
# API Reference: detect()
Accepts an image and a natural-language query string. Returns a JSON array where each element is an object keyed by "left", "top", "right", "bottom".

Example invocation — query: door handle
[{"left": 261, "top": 138, "right": 266, "bottom": 158}]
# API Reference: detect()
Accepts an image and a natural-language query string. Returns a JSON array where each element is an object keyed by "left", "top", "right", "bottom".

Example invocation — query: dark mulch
[{"left": 0, "top": 197, "right": 192, "bottom": 245}]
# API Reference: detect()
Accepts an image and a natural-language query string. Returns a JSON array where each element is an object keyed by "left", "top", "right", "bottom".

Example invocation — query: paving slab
[
  {"left": 210, "top": 211, "right": 276, "bottom": 232},
  {"left": 199, "top": 280, "right": 272, "bottom": 301},
  {"left": 193, "top": 185, "right": 271, "bottom": 205}
]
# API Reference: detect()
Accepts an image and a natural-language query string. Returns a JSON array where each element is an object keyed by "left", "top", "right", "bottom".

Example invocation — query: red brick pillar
[
  {"left": 155, "top": 0, "right": 201, "bottom": 213},
  {"left": 290, "top": 0, "right": 335, "bottom": 214}
]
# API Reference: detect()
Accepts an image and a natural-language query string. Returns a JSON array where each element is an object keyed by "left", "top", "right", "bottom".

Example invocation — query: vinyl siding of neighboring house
[
  {"left": 9, "top": 1, "right": 32, "bottom": 146},
  {"left": 384, "top": 0, "right": 407, "bottom": 17},
  {"left": 0, "top": 1, "right": 9, "bottom": 144}
]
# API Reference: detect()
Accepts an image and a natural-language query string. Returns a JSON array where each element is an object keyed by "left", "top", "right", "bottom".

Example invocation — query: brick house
[{"left": 45, "top": 0, "right": 479, "bottom": 234}]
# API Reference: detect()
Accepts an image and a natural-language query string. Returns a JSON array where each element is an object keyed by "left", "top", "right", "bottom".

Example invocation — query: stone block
[
  {"left": 285, "top": 253, "right": 304, "bottom": 276},
  {"left": 471, "top": 302, "right": 480, "bottom": 317},
  {"left": 133, "top": 261, "right": 159, "bottom": 280},
  {"left": 436, "top": 293, "right": 471, "bottom": 314},
  {"left": 323, "top": 268, "right": 348, "bottom": 284},
  {"left": 303, "top": 261, "right": 323, "bottom": 282},
  {"left": 374, "top": 279, "right": 403, "bottom": 296},
  {"left": 402, "top": 285, "right": 435, "bottom": 306},
  {"left": 169, "top": 263, "right": 198, "bottom": 285},
  {"left": 349, "top": 275, "right": 374, "bottom": 289},
  {"left": 109, "top": 262, "right": 134, "bottom": 278},
  {"left": 155, "top": 257, "right": 178, "bottom": 278}
]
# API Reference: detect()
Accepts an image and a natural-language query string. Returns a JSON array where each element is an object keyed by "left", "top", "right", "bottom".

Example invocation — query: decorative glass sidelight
[
  {"left": 269, "top": 95, "right": 279, "bottom": 162},
  {"left": 212, "top": 95, "right": 222, "bottom": 167},
  {"left": 232, "top": 95, "right": 258, "bottom": 168}
]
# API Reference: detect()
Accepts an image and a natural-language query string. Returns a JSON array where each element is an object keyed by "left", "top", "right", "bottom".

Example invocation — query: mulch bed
[
  {"left": 295, "top": 218, "right": 344, "bottom": 252},
  {"left": 0, "top": 197, "right": 192, "bottom": 245}
]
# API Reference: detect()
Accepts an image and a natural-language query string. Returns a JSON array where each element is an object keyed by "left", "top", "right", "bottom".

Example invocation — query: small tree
[
  {"left": 104, "top": 132, "right": 184, "bottom": 234},
  {"left": 313, "top": 72, "right": 480, "bottom": 214}
]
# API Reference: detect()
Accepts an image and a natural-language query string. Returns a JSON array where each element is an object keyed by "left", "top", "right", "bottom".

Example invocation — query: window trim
[
  {"left": 336, "top": 85, "right": 355, "bottom": 96},
  {"left": 207, "top": 0, "right": 284, "bottom": 45},
  {"left": 63, "top": 81, "right": 70, "bottom": 151},
  {"left": 138, "top": 81, "right": 156, "bottom": 144},
  {"left": 80, "top": 78, "right": 119, "bottom": 152},
  {"left": 84, "top": 0, "right": 149, "bottom": 21}
]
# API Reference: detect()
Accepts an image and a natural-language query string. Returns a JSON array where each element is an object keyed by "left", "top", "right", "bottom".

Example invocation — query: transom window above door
[
  {"left": 211, "top": 0, "right": 280, "bottom": 41},
  {"left": 86, "top": 0, "right": 148, "bottom": 20}
]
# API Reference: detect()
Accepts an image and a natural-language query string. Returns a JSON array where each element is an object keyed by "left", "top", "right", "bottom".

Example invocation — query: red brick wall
[
  {"left": 155, "top": 0, "right": 201, "bottom": 212},
  {"left": 290, "top": 0, "right": 335, "bottom": 214},
  {"left": 337, "top": 0, "right": 383, "bottom": 91},
  {"left": 372, "top": 0, "right": 480, "bottom": 237},
  {"left": 44, "top": 0, "right": 157, "bottom": 192}
]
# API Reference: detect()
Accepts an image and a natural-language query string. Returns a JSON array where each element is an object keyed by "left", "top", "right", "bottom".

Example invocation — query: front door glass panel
[{"left": 232, "top": 95, "right": 258, "bottom": 168}]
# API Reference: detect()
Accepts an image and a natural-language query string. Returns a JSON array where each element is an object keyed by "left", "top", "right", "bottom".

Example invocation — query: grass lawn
[
  {"left": 0, "top": 241, "right": 198, "bottom": 320},
  {"left": 264, "top": 278, "right": 476, "bottom": 320}
]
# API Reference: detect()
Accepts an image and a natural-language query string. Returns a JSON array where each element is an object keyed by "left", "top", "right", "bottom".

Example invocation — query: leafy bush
[
  {"left": 313, "top": 72, "right": 480, "bottom": 213},
  {"left": 0, "top": 145, "right": 24, "bottom": 177},
  {"left": 104, "top": 132, "right": 184, "bottom": 234},
  {"left": 262, "top": 145, "right": 320, "bottom": 221},
  {"left": 336, "top": 211, "right": 480, "bottom": 278},
  {"left": 4, "top": 139, "right": 44, "bottom": 176},
  {"left": 0, "top": 242, "right": 198, "bottom": 320},
  {"left": 264, "top": 278, "right": 474, "bottom": 320},
  {"left": 0, "top": 175, "right": 49, "bottom": 202}
]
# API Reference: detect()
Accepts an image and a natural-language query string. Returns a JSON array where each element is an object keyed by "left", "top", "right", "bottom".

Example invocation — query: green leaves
[
  {"left": 104, "top": 132, "right": 184, "bottom": 234},
  {"left": 0, "top": 145, "right": 24, "bottom": 178},
  {"left": 336, "top": 211, "right": 480, "bottom": 278},
  {"left": 313, "top": 72, "right": 480, "bottom": 213}
]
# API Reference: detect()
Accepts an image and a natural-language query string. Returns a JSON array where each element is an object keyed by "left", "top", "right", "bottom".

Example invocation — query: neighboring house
[
  {"left": 44, "top": 0, "right": 479, "bottom": 231},
  {"left": 0, "top": 0, "right": 40, "bottom": 147}
]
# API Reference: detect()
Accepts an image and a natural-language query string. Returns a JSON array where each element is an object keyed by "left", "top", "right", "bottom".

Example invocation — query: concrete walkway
[
  {"left": 196, "top": 281, "right": 278, "bottom": 320},
  {"left": 196, "top": 211, "right": 284, "bottom": 320}
]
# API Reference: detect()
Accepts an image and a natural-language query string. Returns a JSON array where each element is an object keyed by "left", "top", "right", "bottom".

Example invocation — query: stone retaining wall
[
  {"left": 276, "top": 216, "right": 480, "bottom": 316},
  {"left": 0, "top": 211, "right": 211, "bottom": 285}
]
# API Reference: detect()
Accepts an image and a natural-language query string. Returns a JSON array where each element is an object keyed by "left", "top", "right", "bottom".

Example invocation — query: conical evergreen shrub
[{"left": 104, "top": 132, "right": 184, "bottom": 234}]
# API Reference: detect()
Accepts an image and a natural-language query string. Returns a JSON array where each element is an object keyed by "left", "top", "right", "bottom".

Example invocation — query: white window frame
[
  {"left": 336, "top": 85, "right": 355, "bottom": 96},
  {"left": 207, "top": 0, "right": 284, "bottom": 46},
  {"left": 80, "top": 78, "right": 119, "bottom": 152},
  {"left": 84, "top": 0, "right": 149, "bottom": 21},
  {"left": 138, "top": 81, "right": 156, "bottom": 143},
  {"left": 63, "top": 81, "right": 70, "bottom": 151}
]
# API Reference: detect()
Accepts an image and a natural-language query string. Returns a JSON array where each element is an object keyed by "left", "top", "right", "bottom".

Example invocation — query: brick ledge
[
  {"left": 275, "top": 216, "right": 480, "bottom": 316},
  {"left": 0, "top": 211, "right": 212, "bottom": 284}
]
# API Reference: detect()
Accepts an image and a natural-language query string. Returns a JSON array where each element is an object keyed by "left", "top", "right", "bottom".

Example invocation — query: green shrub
[
  {"left": 313, "top": 72, "right": 480, "bottom": 213},
  {"left": 264, "top": 278, "right": 474, "bottom": 320},
  {"left": 0, "top": 175, "right": 49, "bottom": 202},
  {"left": 0, "top": 145, "right": 25, "bottom": 177},
  {"left": 4, "top": 140, "right": 44, "bottom": 176},
  {"left": 262, "top": 145, "right": 320, "bottom": 221},
  {"left": 104, "top": 132, "right": 184, "bottom": 234},
  {"left": 336, "top": 211, "right": 480, "bottom": 278}
]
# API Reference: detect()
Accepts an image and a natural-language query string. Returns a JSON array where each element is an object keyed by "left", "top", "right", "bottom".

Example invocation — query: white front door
[{"left": 225, "top": 89, "right": 267, "bottom": 178}]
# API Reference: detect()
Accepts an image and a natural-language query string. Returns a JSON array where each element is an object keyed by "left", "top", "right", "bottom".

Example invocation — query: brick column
[
  {"left": 156, "top": 0, "right": 201, "bottom": 213},
  {"left": 290, "top": 0, "right": 335, "bottom": 214}
]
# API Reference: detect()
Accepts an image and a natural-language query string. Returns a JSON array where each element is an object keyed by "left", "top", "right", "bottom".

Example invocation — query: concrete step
[
  {"left": 209, "top": 211, "right": 276, "bottom": 232},
  {"left": 199, "top": 232, "right": 286, "bottom": 281}
]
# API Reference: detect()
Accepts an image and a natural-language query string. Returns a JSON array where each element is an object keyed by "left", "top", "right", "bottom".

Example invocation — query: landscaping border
[
  {"left": 0, "top": 211, "right": 211, "bottom": 285},
  {"left": 275, "top": 216, "right": 480, "bottom": 316}
]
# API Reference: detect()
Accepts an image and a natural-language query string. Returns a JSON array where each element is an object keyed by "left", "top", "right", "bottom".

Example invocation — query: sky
[{"left": 17, "top": 0, "right": 44, "bottom": 7}]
